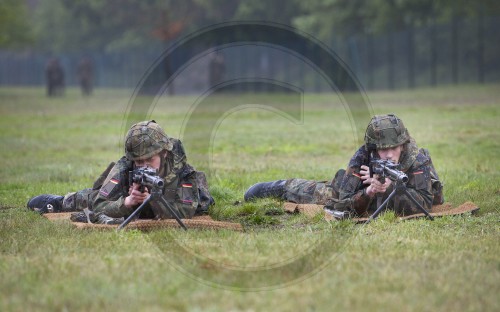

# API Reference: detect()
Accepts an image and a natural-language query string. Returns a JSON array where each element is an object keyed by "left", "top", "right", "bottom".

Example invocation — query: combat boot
[
  {"left": 244, "top": 180, "right": 286, "bottom": 201},
  {"left": 27, "top": 194, "right": 64, "bottom": 214}
]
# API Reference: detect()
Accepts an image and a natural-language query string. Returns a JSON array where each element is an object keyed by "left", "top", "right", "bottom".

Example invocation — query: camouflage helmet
[
  {"left": 364, "top": 114, "right": 410, "bottom": 149},
  {"left": 125, "top": 120, "right": 173, "bottom": 161}
]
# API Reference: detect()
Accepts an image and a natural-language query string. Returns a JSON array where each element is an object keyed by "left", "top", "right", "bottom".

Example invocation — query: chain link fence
[{"left": 0, "top": 16, "right": 498, "bottom": 93}]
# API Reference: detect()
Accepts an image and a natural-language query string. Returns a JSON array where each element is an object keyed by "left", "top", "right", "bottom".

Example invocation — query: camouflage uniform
[
  {"left": 336, "top": 140, "right": 443, "bottom": 216},
  {"left": 61, "top": 138, "right": 212, "bottom": 219},
  {"left": 281, "top": 167, "right": 345, "bottom": 207},
  {"left": 274, "top": 114, "right": 444, "bottom": 217},
  {"left": 51, "top": 121, "right": 213, "bottom": 220},
  {"left": 281, "top": 143, "right": 442, "bottom": 217}
]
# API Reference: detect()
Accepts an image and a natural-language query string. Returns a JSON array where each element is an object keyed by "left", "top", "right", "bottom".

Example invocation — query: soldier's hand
[
  {"left": 360, "top": 165, "right": 372, "bottom": 185},
  {"left": 124, "top": 183, "right": 150, "bottom": 207},
  {"left": 366, "top": 174, "right": 392, "bottom": 197}
]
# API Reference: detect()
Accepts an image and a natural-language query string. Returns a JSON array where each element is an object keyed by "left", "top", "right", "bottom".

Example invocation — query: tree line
[{"left": 1, "top": 0, "right": 499, "bottom": 52}]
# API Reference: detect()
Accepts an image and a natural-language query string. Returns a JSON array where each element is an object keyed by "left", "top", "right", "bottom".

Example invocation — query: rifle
[
  {"left": 367, "top": 159, "right": 433, "bottom": 223},
  {"left": 129, "top": 167, "right": 165, "bottom": 191},
  {"left": 369, "top": 159, "right": 409, "bottom": 184},
  {"left": 117, "top": 167, "right": 187, "bottom": 231}
]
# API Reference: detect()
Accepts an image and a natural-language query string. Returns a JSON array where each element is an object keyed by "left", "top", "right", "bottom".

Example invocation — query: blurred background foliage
[
  {"left": 0, "top": 0, "right": 33, "bottom": 48},
  {"left": 2, "top": 0, "right": 499, "bottom": 52},
  {"left": 1, "top": 0, "right": 499, "bottom": 91}
]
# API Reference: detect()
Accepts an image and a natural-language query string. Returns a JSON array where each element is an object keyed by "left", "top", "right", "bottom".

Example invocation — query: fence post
[
  {"left": 367, "top": 34, "right": 374, "bottom": 90},
  {"left": 451, "top": 14, "right": 459, "bottom": 84},
  {"left": 407, "top": 26, "right": 415, "bottom": 88},
  {"left": 387, "top": 32, "right": 394, "bottom": 90},
  {"left": 477, "top": 5, "right": 485, "bottom": 83},
  {"left": 430, "top": 17, "right": 437, "bottom": 87}
]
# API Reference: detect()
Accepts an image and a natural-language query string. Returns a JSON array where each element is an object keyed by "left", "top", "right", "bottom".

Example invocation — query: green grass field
[{"left": 0, "top": 84, "right": 499, "bottom": 311}]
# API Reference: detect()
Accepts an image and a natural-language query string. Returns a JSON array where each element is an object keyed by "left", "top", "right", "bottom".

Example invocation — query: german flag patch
[{"left": 99, "top": 178, "right": 119, "bottom": 197}]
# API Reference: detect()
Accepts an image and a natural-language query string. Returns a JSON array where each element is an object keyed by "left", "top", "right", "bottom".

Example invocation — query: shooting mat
[
  {"left": 283, "top": 201, "right": 479, "bottom": 223},
  {"left": 43, "top": 202, "right": 479, "bottom": 230},
  {"left": 44, "top": 212, "right": 243, "bottom": 231}
]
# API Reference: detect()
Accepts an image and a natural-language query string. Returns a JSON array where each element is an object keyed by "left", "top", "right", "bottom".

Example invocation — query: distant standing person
[
  {"left": 46, "top": 58, "right": 65, "bottom": 97},
  {"left": 209, "top": 51, "right": 226, "bottom": 86},
  {"left": 77, "top": 57, "right": 94, "bottom": 96}
]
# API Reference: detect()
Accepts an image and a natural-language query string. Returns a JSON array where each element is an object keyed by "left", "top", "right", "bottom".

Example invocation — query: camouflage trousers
[
  {"left": 61, "top": 188, "right": 193, "bottom": 219},
  {"left": 283, "top": 169, "right": 345, "bottom": 205},
  {"left": 62, "top": 188, "right": 97, "bottom": 212},
  {"left": 61, "top": 170, "right": 213, "bottom": 217}
]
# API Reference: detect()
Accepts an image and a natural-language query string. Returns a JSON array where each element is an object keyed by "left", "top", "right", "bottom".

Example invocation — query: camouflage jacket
[
  {"left": 92, "top": 138, "right": 212, "bottom": 219},
  {"left": 337, "top": 140, "right": 438, "bottom": 217}
]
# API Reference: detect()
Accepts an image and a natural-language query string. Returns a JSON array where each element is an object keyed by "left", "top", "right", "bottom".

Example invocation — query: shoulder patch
[{"left": 99, "top": 178, "right": 119, "bottom": 197}]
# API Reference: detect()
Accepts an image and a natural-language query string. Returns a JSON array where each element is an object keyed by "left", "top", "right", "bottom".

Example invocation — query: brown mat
[
  {"left": 43, "top": 212, "right": 243, "bottom": 231},
  {"left": 283, "top": 201, "right": 480, "bottom": 223}
]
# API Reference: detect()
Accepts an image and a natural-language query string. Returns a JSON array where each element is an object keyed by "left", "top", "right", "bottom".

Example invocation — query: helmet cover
[
  {"left": 125, "top": 120, "right": 172, "bottom": 161},
  {"left": 364, "top": 114, "right": 410, "bottom": 149}
]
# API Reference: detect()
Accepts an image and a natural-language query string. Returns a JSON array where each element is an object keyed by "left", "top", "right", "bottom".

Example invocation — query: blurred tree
[
  {"left": 28, "top": 0, "right": 500, "bottom": 52},
  {"left": 0, "top": 0, "right": 33, "bottom": 48},
  {"left": 293, "top": 0, "right": 500, "bottom": 40},
  {"left": 194, "top": 0, "right": 241, "bottom": 23},
  {"left": 293, "top": 0, "right": 372, "bottom": 40},
  {"left": 30, "top": 0, "right": 305, "bottom": 52},
  {"left": 32, "top": 0, "right": 205, "bottom": 52},
  {"left": 233, "top": 0, "right": 302, "bottom": 25}
]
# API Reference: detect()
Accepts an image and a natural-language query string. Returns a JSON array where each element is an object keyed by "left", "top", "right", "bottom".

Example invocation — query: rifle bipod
[
  {"left": 117, "top": 187, "right": 187, "bottom": 231},
  {"left": 367, "top": 179, "right": 434, "bottom": 223}
]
